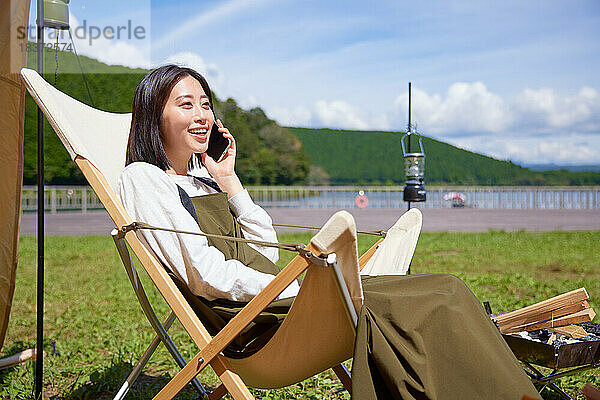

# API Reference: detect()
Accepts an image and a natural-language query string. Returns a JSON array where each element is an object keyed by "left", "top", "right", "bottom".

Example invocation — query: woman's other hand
[{"left": 201, "top": 119, "right": 243, "bottom": 198}]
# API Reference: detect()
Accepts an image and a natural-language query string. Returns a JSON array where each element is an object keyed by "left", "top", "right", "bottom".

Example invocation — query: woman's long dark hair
[{"left": 126, "top": 64, "right": 214, "bottom": 171}]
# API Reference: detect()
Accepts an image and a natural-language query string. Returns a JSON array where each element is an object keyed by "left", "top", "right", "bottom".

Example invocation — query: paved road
[{"left": 19, "top": 208, "right": 600, "bottom": 236}]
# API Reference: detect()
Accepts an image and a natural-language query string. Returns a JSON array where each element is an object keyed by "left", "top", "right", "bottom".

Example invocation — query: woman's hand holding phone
[
  {"left": 205, "top": 117, "right": 233, "bottom": 163},
  {"left": 201, "top": 120, "right": 242, "bottom": 197}
]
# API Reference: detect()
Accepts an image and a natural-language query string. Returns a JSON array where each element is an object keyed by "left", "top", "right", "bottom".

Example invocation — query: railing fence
[
  {"left": 22, "top": 186, "right": 104, "bottom": 214},
  {"left": 22, "top": 185, "right": 600, "bottom": 213}
]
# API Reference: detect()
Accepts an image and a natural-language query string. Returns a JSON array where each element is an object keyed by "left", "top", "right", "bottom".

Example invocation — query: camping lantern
[
  {"left": 402, "top": 82, "right": 426, "bottom": 205},
  {"left": 401, "top": 130, "right": 426, "bottom": 203},
  {"left": 43, "top": 0, "right": 70, "bottom": 29}
]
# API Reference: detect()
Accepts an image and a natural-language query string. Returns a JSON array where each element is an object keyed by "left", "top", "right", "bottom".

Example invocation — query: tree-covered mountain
[
  {"left": 290, "top": 127, "right": 600, "bottom": 186},
  {"left": 22, "top": 49, "right": 600, "bottom": 186},
  {"left": 23, "top": 49, "right": 308, "bottom": 185}
]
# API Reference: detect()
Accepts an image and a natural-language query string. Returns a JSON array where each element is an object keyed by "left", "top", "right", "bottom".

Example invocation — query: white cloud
[
  {"left": 514, "top": 86, "right": 600, "bottom": 132},
  {"left": 161, "top": 52, "right": 225, "bottom": 96},
  {"left": 267, "top": 100, "right": 391, "bottom": 131},
  {"left": 389, "top": 82, "right": 600, "bottom": 139},
  {"left": 56, "top": 13, "right": 151, "bottom": 70},
  {"left": 392, "top": 82, "right": 513, "bottom": 135},
  {"left": 313, "top": 100, "right": 370, "bottom": 130},
  {"left": 93, "top": 40, "right": 150, "bottom": 68},
  {"left": 268, "top": 105, "right": 313, "bottom": 127},
  {"left": 452, "top": 133, "right": 600, "bottom": 165}
]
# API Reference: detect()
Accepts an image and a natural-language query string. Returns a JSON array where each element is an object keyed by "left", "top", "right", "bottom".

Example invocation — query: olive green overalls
[
  {"left": 170, "top": 191, "right": 293, "bottom": 359},
  {"left": 171, "top": 189, "right": 538, "bottom": 399}
]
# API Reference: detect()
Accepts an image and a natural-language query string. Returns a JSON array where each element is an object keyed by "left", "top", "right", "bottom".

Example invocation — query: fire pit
[
  {"left": 502, "top": 322, "right": 600, "bottom": 399},
  {"left": 487, "top": 288, "right": 599, "bottom": 400},
  {"left": 504, "top": 322, "right": 600, "bottom": 369}
]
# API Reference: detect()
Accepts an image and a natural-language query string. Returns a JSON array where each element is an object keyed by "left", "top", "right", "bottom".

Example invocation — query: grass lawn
[{"left": 1, "top": 230, "right": 599, "bottom": 399}]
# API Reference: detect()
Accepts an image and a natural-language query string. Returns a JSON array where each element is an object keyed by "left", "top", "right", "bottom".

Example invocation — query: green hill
[
  {"left": 290, "top": 127, "right": 600, "bottom": 186},
  {"left": 22, "top": 49, "right": 600, "bottom": 186},
  {"left": 23, "top": 48, "right": 308, "bottom": 185}
]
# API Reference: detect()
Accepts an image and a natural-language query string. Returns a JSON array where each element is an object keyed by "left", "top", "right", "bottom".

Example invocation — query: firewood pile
[{"left": 492, "top": 288, "right": 596, "bottom": 340}]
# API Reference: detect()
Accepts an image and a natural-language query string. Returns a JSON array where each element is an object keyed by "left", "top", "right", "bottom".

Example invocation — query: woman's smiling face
[{"left": 159, "top": 75, "right": 214, "bottom": 165}]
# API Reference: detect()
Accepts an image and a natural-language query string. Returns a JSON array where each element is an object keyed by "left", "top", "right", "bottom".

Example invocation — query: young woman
[
  {"left": 119, "top": 65, "right": 299, "bottom": 303},
  {"left": 118, "top": 65, "right": 538, "bottom": 399}
]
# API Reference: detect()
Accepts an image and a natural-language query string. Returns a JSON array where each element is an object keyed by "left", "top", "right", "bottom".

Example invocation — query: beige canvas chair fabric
[
  {"left": 230, "top": 211, "right": 361, "bottom": 388},
  {"left": 360, "top": 208, "right": 422, "bottom": 276},
  {"left": 20, "top": 67, "right": 362, "bottom": 391},
  {"left": 20, "top": 69, "right": 131, "bottom": 194},
  {"left": 0, "top": 0, "right": 31, "bottom": 350}
]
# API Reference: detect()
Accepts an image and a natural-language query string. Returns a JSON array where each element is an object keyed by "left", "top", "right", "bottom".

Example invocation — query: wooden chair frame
[
  {"left": 74, "top": 156, "right": 375, "bottom": 399},
  {"left": 110, "top": 225, "right": 361, "bottom": 399},
  {"left": 19, "top": 67, "right": 387, "bottom": 399}
]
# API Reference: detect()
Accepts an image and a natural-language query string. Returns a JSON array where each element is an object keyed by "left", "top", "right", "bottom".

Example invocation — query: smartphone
[{"left": 206, "top": 119, "right": 232, "bottom": 163}]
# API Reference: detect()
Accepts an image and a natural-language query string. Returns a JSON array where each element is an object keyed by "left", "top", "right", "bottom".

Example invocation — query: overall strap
[
  {"left": 194, "top": 176, "right": 222, "bottom": 192},
  {"left": 176, "top": 184, "right": 199, "bottom": 223}
]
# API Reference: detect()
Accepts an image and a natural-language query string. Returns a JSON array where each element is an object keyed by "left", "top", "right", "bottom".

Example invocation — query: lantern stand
[
  {"left": 401, "top": 82, "right": 426, "bottom": 211},
  {"left": 35, "top": 1, "right": 70, "bottom": 398}
]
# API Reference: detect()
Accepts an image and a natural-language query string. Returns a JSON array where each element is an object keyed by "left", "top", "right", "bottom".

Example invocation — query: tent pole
[
  {"left": 407, "top": 82, "right": 411, "bottom": 211},
  {"left": 35, "top": 0, "right": 45, "bottom": 398}
]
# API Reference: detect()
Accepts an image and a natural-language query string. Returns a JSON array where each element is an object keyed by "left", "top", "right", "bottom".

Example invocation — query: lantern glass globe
[
  {"left": 44, "top": 0, "right": 70, "bottom": 29},
  {"left": 404, "top": 155, "right": 425, "bottom": 181}
]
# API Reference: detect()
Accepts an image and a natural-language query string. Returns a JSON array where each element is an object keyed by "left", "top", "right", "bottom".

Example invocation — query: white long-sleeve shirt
[{"left": 117, "top": 162, "right": 299, "bottom": 302}]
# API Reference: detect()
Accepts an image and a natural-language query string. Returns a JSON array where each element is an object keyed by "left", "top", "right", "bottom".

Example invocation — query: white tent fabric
[
  {"left": 360, "top": 208, "right": 422, "bottom": 276},
  {"left": 0, "top": 0, "right": 31, "bottom": 350}
]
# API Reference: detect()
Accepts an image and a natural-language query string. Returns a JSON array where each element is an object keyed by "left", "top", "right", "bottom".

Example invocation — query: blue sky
[{"left": 31, "top": 0, "right": 600, "bottom": 165}]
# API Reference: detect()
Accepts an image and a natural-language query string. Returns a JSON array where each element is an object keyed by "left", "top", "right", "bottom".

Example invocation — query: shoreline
[{"left": 19, "top": 208, "right": 600, "bottom": 236}]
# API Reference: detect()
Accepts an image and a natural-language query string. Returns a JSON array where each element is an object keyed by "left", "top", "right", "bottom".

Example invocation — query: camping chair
[
  {"left": 360, "top": 206, "right": 421, "bottom": 276},
  {"left": 20, "top": 68, "right": 422, "bottom": 399}
]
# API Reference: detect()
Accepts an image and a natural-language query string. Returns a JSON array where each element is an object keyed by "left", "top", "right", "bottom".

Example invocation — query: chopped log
[
  {"left": 549, "top": 325, "right": 589, "bottom": 339},
  {"left": 504, "top": 308, "right": 596, "bottom": 334},
  {"left": 493, "top": 288, "right": 588, "bottom": 327},
  {"left": 0, "top": 348, "right": 38, "bottom": 370},
  {"left": 497, "top": 301, "right": 590, "bottom": 332}
]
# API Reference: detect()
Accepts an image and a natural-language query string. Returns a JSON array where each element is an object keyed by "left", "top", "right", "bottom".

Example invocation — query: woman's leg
[{"left": 352, "top": 274, "right": 538, "bottom": 400}]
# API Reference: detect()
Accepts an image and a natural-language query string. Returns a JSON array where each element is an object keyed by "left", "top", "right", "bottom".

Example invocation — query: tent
[{"left": 0, "top": 0, "right": 31, "bottom": 351}]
